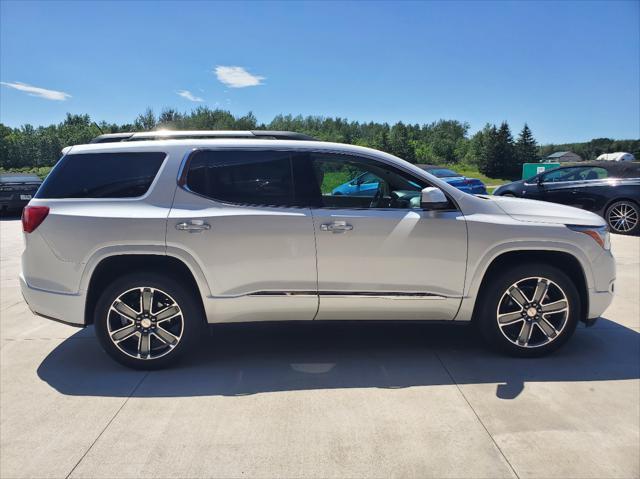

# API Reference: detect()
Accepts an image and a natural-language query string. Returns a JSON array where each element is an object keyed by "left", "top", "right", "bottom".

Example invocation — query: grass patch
[{"left": 0, "top": 166, "right": 53, "bottom": 179}]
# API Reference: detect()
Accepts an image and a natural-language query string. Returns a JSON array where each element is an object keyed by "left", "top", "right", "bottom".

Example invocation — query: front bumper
[
  {"left": 19, "top": 274, "right": 85, "bottom": 327},
  {"left": 586, "top": 249, "right": 616, "bottom": 320}
]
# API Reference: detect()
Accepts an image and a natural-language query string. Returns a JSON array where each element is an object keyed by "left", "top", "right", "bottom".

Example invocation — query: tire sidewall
[
  {"left": 477, "top": 263, "right": 581, "bottom": 357},
  {"left": 94, "top": 272, "right": 203, "bottom": 369}
]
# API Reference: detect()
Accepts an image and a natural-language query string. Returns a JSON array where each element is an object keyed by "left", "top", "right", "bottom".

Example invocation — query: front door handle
[
  {"left": 320, "top": 221, "right": 353, "bottom": 233},
  {"left": 176, "top": 220, "right": 211, "bottom": 233}
]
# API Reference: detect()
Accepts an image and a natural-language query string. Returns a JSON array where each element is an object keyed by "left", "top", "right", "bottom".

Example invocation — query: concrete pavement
[{"left": 1, "top": 217, "right": 638, "bottom": 478}]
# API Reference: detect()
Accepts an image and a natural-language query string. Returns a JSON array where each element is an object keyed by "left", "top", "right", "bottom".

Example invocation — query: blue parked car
[
  {"left": 331, "top": 164, "right": 487, "bottom": 196},
  {"left": 417, "top": 165, "right": 487, "bottom": 194}
]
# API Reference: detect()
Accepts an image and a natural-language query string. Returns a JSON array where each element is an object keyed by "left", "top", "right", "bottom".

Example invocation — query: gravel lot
[{"left": 1, "top": 217, "right": 638, "bottom": 479}]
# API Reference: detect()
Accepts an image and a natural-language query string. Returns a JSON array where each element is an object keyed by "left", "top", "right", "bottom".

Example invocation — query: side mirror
[
  {"left": 420, "top": 187, "right": 449, "bottom": 210},
  {"left": 536, "top": 176, "right": 544, "bottom": 186}
]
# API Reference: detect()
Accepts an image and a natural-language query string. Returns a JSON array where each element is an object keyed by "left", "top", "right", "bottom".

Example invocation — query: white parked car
[
  {"left": 596, "top": 152, "right": 635, "bottom": 162},
  {"left": 20, "top": 131, "right": 616, "bottom": 369}
]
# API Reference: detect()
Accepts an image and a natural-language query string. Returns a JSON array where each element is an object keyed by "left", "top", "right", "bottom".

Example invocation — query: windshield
[{"left": 425, "top": 168, "right": 460, "bottom": 178}]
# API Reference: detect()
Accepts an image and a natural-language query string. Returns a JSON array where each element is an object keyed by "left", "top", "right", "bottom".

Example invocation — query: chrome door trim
[{"left": 245, "top": 291, "right": 450, "bottom": 299}]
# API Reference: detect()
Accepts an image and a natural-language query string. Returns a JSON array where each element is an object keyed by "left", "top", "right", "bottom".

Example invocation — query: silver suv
[{"left": 20, "top": 131, "right": 615, "bottom": 369}]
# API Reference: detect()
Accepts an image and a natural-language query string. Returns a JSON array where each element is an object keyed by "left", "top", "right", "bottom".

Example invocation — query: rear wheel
[
  {"left": 477, "top": 264, "right": 580, "bottom": 357},
  {"left": 94, "top": 272, "right": 203, "bottom": 369},
  {"left": 606, "top": 200, "right": 639, "bottom": 235}
]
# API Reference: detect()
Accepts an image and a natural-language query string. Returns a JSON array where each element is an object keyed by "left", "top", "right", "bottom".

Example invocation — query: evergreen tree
[
  {"left": 496, "top": 121, "right": 516, "bottom": 179},
  {"left": 515, "top": 123, "right": 538, "bottom": 167},
  {"left": 479, "top": 125, "right": 499, "bottom": 177}
]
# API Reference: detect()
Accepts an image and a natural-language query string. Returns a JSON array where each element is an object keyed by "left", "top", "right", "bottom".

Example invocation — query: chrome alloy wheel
[
  {"left": 607, "top": 201, "right": 639, "bottom": 233},
  {"left": 496, "top": 277, "right": 569, "bottom": 348},
  {"left": 107, "top": 287, "right": 184, "bottom": 360}
]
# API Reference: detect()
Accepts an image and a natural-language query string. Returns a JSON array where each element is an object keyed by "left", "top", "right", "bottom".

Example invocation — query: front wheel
[
  {"left": 477, "top": 264, "right": 580, "bottom": 357},
  {"left": 94, "top": 273, "right": 203, "bottom": 369},
  {"left": 606, "top": 200, "right": 639, "bottom": 235}
]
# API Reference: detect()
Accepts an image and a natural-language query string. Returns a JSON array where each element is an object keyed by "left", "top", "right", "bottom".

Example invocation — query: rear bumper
[{"left": 19, "top": 274, "right": 85, "bottom": 327}]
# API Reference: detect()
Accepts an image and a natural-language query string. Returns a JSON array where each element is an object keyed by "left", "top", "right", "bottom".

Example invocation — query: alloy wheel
[
  {"left": 107, "top": 287, "right": 184, "bottom": 360},
  {"left": 496, "top": 277, "right": 569, "bottom": 348},
  {"left": 607, "top": 201, "right": 639, "bottom": 234}
]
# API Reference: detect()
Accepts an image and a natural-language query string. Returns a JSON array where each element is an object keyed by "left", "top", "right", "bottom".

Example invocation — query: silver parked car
[{"left": 20, "top": 131, "right": 615, "bottom": 369}]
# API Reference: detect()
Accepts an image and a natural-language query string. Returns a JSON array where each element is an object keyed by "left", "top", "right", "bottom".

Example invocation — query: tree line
[{"left": 1, "top": 108, "right": 638, "bottom": 180}]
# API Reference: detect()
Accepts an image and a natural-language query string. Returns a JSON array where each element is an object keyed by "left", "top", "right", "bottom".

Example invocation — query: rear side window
[
  {"left": 185, "top": 150, "right": 294, "bottom": 206},
  {"left": 36, "top": 152, "right": 165, "bottom": 199}
]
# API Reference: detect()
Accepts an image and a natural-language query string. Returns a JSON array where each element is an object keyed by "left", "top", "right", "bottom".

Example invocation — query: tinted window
[
  {"left": 36, "top": 152, "right": 165, "bottom": 199},
  {"left": 543, "top": 166, "right": 608, "bottom": 182},
  {"left": 185, "top": 150, "right": 294, "bottom": 206},
  {"left": 307, "top": 153, "right": 427, "bottom": 209}
]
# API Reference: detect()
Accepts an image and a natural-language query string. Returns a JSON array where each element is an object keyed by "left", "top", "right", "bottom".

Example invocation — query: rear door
[
  {"left": 293, "top": 151, "right": 467, "bottom": 321},
  {"left": 167, "top": 149, "right": 318, "bottom": 323}
]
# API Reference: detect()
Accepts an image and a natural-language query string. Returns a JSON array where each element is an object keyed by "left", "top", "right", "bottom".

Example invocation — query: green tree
[
  {"left": 134, "top": 108, "right": 156, "bottom": 131},
  {"left": 515, "top": 123, "right": 538, "bottom": 172},
  {"left": 389, "top": 122, "right": 416, "bottom": 162}
]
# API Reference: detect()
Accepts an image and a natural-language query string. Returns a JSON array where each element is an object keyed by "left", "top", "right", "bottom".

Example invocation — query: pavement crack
[
  {"left": 435, "top": 351, "right": 521, "bottom": 479},
  {"left": 64, "top": 371, "right": 150, "bottom": 479}
]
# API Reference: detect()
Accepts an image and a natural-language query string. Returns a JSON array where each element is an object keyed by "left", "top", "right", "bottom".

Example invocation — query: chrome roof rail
[{"left": 89, "top": 130, "right": 316, "bottom": 143}]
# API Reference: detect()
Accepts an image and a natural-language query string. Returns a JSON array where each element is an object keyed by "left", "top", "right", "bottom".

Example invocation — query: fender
[{"left": 455, "top": 240, "right": 593, "bottom": 322}]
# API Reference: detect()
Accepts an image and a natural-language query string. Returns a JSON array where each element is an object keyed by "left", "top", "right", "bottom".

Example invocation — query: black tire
[
  {"left": 605, "top": 200, "right": 640, "bottom": 235},
  {"left": 476, "top": 263, "right": 580, "bottom": 357},
  {"left": 94, "top": 272, "right": 204, "bottom": 369},
  {"left": 501, "top": 192, "right": 516, "bottom": 197}
]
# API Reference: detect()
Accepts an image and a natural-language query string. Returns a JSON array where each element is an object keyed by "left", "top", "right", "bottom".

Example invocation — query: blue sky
[{"left": 1, "top": 0, "right": 638, "bottom": 144}]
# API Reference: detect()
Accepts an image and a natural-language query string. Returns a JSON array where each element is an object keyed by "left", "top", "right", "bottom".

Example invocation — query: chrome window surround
[{"left": 176, "top": 146, "right": 460, "bottom": 212}]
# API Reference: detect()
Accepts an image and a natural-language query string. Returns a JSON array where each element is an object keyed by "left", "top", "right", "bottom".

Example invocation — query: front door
[
  {"left": 167, "top": 149, "right": 318, "bottom": 323},
  {"left": 298, "top": 152, "right": 467, "bottom": 320}
]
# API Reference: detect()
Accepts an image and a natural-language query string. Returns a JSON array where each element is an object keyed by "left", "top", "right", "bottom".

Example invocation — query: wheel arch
[
  {"left": 84, "top": 254, "right": 207, "bottom": 325},
  {"left": 470, "top": 250, "right": 589, "bottom": 323}
]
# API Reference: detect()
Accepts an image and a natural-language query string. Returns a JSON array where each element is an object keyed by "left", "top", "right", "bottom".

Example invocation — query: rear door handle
[
  {"left": 320, "top": 221, "right": 353, "bottom": 233},
  {"left": 176, "top": 220, "right": 211, "bottom": 233}
]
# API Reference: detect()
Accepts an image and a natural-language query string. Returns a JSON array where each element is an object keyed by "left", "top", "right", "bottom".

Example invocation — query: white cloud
[
  {"left": 177, "top": 89, "right": 204, "bottom": 102},
  {"left": 215, "top": 66, "right": 265, "bottom": 88},
  {"left": 0, "top": 81, "right": 71, "bottom": 101}
]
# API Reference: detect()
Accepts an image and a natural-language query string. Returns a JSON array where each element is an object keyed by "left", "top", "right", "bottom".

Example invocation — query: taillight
[{"left": 22, "top": 206, "right": 49, "bottom": 233}]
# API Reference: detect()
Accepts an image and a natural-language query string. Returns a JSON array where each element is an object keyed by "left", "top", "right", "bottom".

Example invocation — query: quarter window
[
  {"left": 185, "top": 150, "right": 294, "bottom": 206},
  {"left": 36, "top": 152, "right": 165, "bottom": 199}
]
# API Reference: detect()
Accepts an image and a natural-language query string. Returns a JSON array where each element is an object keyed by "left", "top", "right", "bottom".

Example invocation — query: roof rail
[{"left": 89, "top": 130, "right": 316, "bottom": 144}]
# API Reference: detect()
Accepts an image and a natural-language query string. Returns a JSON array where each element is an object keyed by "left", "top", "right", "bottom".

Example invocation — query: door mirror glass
[{"left": 420, "top": 187, "right": 449, "bottom": 210}]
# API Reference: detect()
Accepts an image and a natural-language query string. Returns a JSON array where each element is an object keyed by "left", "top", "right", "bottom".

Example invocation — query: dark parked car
[
  {"left": 0, "top": 173, "right": 42, "bottom": 213},
  {"left": 494, "top": 162, "right": 640, "bottom": 234}
]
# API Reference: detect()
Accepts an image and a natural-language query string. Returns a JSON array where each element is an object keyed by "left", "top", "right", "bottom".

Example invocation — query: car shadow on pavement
[{"left": 37, "top": 318, "right": 639, "bottom": 400}]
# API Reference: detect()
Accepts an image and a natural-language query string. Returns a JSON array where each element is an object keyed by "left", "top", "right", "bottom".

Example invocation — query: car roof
[{"left": 556, "top": 161, "right": 640, "bottom": 177}]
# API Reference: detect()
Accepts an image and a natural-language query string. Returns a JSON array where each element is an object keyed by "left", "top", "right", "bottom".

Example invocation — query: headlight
[{"left": 567, "top": 224, "right": 610, "bottom": 250}]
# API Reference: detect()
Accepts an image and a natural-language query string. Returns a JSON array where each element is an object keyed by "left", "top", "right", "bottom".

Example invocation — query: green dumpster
[{"left": 522, "top": 163, "right": 560, "bottom": 180}]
